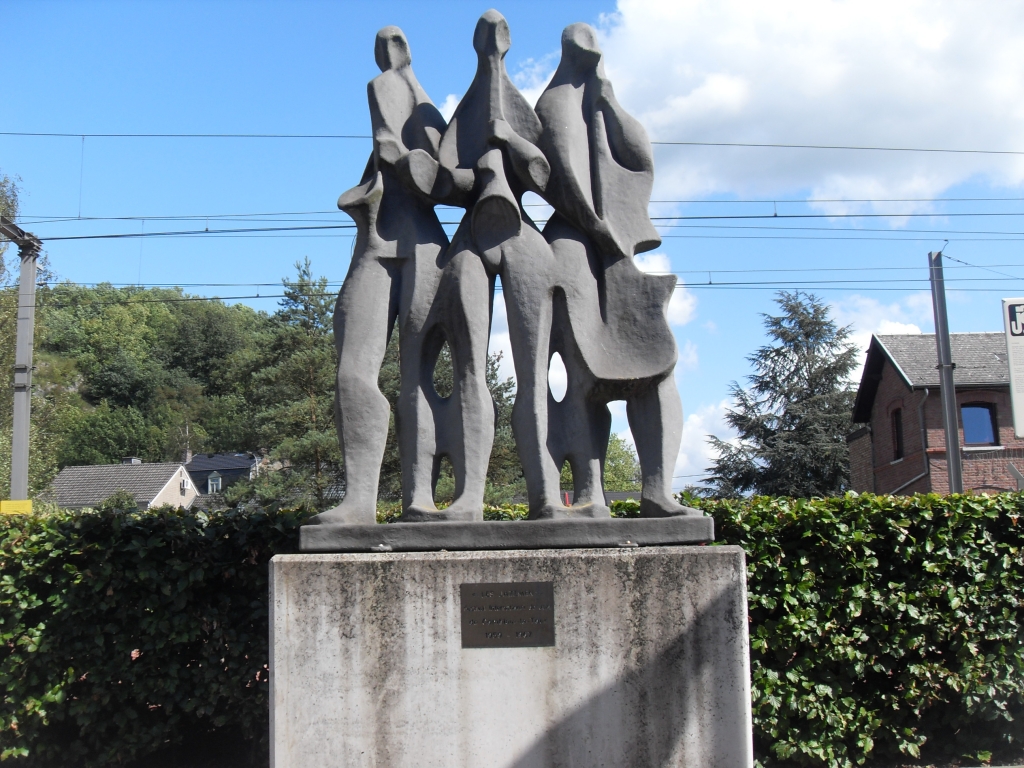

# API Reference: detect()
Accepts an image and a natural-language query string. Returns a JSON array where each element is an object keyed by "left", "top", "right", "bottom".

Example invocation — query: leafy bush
[
  {"left": 700, "top": 492, "right": 1024, "bottom": 767},
  {"left": 0, "top": 504, "right": 307, "bottom": 766},
  {"left": 1, "top": 493, "right": 1022, "bottom": 767}
]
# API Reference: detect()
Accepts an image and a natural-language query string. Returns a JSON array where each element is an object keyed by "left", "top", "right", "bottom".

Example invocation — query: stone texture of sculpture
[
  {"left": 313, "top": 10, "right": 699, "bottom": 537},
  {"left": 318, "top": 26, "right": 448, "bottom": 524},
  {"left": 536, "top": 22, "right": 696, "bottom": 518}
]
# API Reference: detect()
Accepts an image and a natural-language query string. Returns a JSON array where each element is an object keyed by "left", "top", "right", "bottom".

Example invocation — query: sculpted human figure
[
  {"left": 400, "top": 9, "right": 575, "bottom": 520},
  {"left": 320, "top": 15, "right": 695, "bottom": 527},
  {"left": 536, "top": 22, "right": 697, "bottom": 517},
  {"left": 317, "top": 26, "right": 449, "bottom": 524}
]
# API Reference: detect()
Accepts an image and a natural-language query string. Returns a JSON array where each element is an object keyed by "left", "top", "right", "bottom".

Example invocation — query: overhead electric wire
[
  {"left": 0, "top": 131, "right": 374, "bottom": 139},
  {"left": 25, "top": 286, "right": 1021, "bottom": 310},
  {"left": 27, "top": 261, "right": 1024, "bottom": 291},
  {"left": 940, "top": 252, "right": 1020, "bottom": 282},
  {"left": 10, "top": 209, "right": 1024, "bottom": 244},
  {"left": 650, "top": 140, "right": 1024, "bottom": 155},
  {"left": 4, "top": 130, "right": 1024, "bottom": 156},
  {"left": 649, "top": 196, "right": 1024, "bottom": 204},
  {"left": 658, "top": 233, "right": 1024, "bottom": 242},
  {"left": 19, "top": 196, "right": 1024, "bottom": 225},
  {"left": 21, "top": 260, "right": 1024, "bottom": 306}
]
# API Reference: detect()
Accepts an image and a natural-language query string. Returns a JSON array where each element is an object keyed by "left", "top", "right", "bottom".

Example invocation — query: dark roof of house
[
  {"left": 49, "top": 463, "right": 187, "bottom": 508},
  {"left": 853, "top": 332, "right": 1008, "bottom": 422},
  {"left": 185, "top": 452, "right": 257, "bottom": 473}
]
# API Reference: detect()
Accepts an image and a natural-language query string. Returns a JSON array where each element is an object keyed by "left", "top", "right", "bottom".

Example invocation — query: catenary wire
[
  {"left": 4, "top": 131, "right": 1024, "bottom": 155},
  {"left": 19, "top": 196, "right": 1024, "bottom": 222}
]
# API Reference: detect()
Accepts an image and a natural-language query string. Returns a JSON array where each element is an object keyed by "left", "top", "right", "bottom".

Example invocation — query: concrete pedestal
[{"left": 270, "top": 547, "right": 753, "bottom": 768}]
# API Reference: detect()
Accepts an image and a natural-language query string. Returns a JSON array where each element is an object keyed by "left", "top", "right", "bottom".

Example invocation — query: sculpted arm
[
  {"left": 489, "top": 118, "right": 550, "bottom": 194},
  {"left": 594, "top": 77, "right": 654, "bottom": 175}
]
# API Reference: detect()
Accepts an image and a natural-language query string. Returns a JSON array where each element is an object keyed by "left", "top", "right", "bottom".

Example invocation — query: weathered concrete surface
[
  {"left": 300, "top": 514, "right": 713, "bottom": 552},
  {"left": 270, "top": 546, "right": 753, "bottom": 768}
]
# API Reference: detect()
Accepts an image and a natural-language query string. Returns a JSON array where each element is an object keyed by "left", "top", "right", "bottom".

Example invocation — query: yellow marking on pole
[{"left": 0, "top": 500, "right": 32, "bottom": 515}]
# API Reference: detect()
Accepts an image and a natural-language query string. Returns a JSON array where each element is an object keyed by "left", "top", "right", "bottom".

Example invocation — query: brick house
[{"left": 849, "top": 333, "right": 1024, "bottom": 494}]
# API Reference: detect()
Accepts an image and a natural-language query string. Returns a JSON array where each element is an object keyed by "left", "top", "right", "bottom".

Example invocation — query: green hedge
[
  {"left": 1, "top": 494, "right": 1023, "bottom": 767},
  {"left": 0, "top": 505, "right": 306, "bottom": 766},
  {"left": 702, "top": 493, "right": 1024, "bottom": 767}
]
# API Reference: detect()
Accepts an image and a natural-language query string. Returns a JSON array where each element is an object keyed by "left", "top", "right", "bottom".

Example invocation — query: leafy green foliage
[
  {"left": 3, "top": 495, "right": 1022, "bottom": 766},
  {"left": 5, "top": 257, "right": 521, "bottom": 513},
  {"left": 367, "top": 331, "right": 521, "bottom": 505},
  {"left": 707, "top": 292, "right": 858, "bottom": 498},
  {"left": 0, "top": 504, "right": 307, "bottom": 766},
  {"left": 559, "top": 433, "right": 641, "bottom": 492},
  {"left": 97, "top": 489, "right": 139, "bottom": 513},
  {"left": 698, "top": 492, "right": 1024, "bottom": 767},
  {"left": 1, "top": 280, "right": 273, "bottom": 496},
  {"left": 0, "top": 168, "right": 20, "bottom": 269}
]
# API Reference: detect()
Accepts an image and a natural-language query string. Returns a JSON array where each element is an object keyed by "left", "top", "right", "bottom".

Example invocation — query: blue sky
[{"left": 4, "top": 0, "right": 1024, "bottom": 485}]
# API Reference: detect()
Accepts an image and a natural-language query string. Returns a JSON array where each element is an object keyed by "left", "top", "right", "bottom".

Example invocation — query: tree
[
  {"left": 603, "top": 434, "right": 641, "bottom": 491},
  {"left": 706, "top": 291, "right": 858, "bottom": 498},
  {"left": 376, "top": 335, "right": 522, "bottom": 504},
  {"left": 0, "top": 168, "right": 20, "bottom": 272},
  {"left": 248, "top": 259, "right": 340, "bottom": 510},
  {"left": 558, "top": 433, "right": 641, "bottom": 492}
]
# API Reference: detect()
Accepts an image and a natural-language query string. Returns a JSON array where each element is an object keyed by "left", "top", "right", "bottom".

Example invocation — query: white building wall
[{"left": 149, "top": 466, "right": 198, "bottom": 509}]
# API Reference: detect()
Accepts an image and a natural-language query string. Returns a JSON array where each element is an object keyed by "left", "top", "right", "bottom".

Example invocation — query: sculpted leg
[
  {"left": 444, "top": 248, "right": 494, "bottom": 519},
  {"left": 550, "top": 309, "right": 611, "bottom": 518},
  {"left": 401, "top": 244, "right": 492, "bottom": 522},
  {"left": 397, "top": 249, "right": 444, "bottom": 513},
  {"left": 566, "top": 397, "right": 612, "bottom": 517},
  {"left": 627, "top": 375, "right": 701, "bottom": 517},
  {"left": 502, "top": 232, "right": 565, "bottom": 519},
  {"left": 318, "top": 253, "right": 399, "bottom": 524}
]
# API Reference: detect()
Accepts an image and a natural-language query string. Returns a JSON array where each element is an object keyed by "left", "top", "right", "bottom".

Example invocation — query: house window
[
  {"left": 962, "top": 403, "right": 997, "bottom": 445},
  {"left": 208, "top": 473, "right": 222, "bottom": 494},
  {"left": 891, "top": 409, "right": 904, "bottom": 460}
]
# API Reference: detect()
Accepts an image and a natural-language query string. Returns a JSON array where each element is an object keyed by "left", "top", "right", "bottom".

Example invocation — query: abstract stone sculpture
[{"left": 315, "top": 9, "right": 699, "bottom": 531}]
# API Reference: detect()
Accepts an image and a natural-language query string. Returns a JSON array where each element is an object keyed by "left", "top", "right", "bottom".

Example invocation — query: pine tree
[{"left": 706, "top": 291, "right": 858, "bottom": 498}]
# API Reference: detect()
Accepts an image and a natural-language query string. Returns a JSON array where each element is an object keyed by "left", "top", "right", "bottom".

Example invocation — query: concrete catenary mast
[{"left": 1, "top": 216, "right": 41, "bottom": 503}]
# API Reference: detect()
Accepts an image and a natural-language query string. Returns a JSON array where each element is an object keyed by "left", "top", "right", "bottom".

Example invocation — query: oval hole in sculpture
[
  {"left": 548, "top": 352, "right": 567, "bottom": 403},
  {"left": 433, "top": 341, "right": 453, "bottom": 399}
]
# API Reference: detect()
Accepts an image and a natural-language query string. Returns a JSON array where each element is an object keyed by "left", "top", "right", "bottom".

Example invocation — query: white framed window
[{"left": 208, "top": 474, "right": 222, "bottom": 494}]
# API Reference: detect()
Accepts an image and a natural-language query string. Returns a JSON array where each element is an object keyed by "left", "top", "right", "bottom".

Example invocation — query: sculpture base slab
[
  {"left": 299, "top": 514, "right": 714, "bottom": 552},
  {"left": 270, "top": 547, "right": 753, "bottom": 768}
]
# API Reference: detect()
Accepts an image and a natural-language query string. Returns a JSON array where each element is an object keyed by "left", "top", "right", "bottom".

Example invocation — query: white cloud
[
  {"left": 545, "top": 0, "right": 1024, "bottom": 206},
  {"left": 831, "top": 293, "right": 930, "bottom": 379},
  {"left": 678, "top": 339, "right": 698, "bottom": 371},
  {"left": 673, "top": 399, "right": 735, "bottom": 489},
  {"left": 439, "top": 93, "right": 460, "bottom": 122},
  {"left": 634, "top": 252, "right": 697, "bottom": 325},
  {"left": 512, "top": 52, "right": 559, "bottom": 107}
]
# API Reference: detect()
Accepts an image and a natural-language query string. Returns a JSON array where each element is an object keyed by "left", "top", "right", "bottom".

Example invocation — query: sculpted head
[
  {"left": 473, "top": 9, "right": 511, "bottom": 58},
  {"left": 375, "top": 26, "right": 412, "bottom": 71},
  {"left": 561, "top": 23, "right": 602, "bottom": 71}
]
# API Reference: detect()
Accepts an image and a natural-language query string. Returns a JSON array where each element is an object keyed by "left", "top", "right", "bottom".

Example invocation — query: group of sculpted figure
[{"left": 317, "top": 10, "right": 697, "bottom": 525}]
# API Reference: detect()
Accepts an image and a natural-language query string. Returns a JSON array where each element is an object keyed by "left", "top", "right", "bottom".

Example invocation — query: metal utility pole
[
  {"left": 928, "top": 251, "right": 963, "bottom": 494},
  {"left": 1, "top": 216, "right": 41, "bottom": 502}
]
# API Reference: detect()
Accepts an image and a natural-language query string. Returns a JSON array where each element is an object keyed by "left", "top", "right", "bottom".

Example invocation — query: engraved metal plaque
[{"left": 460, "top": 581, "right": 555, "bottom": 648}]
